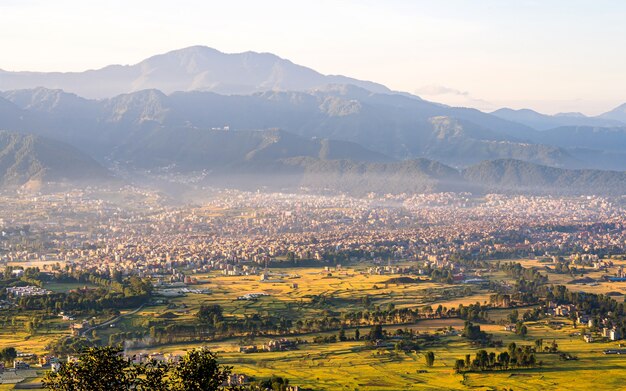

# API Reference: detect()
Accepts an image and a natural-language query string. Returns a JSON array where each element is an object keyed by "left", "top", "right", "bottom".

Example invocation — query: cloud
[
  {"left": 414, "top": 85, "right": 496, "bottom": 111},
  {"left": 414, "top": 85, "right": 469, "bottom": 96}
]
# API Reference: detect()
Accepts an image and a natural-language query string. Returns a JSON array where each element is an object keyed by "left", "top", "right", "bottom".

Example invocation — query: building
[
  {"left": 610, "top": 329, "right": 622, "bottom": 341},
  {"left": 504, "top": 324, "right": 516, "bottom": 332},
  {"left": 13, "top": 360, "right": 30, "bottom": 370}
]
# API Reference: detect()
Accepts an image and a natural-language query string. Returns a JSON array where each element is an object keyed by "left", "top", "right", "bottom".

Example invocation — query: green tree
[
  {"left": 368, "top": 324, "right": 384, "bottom": 341},
  {"left": 170, "top": 347, "right": 231, "bottom": 391},
  {"left": 0, "top": 347, "right": 17, "bottom": 364},
  {"left": 454, "top": 359, "right": 465, "bottom": 373},
  {"left": 534, "top": 338, "right": 543, "bottom": 352},
  {"left": 136, "top": 360, "right": 171, "bottom": 391},
  {"left": 43, "top": 346, "right": 136, "bottom": 391},
  {"left": 497, "top": 351, "right": 510, "bottom": 369},
  {"left": 424, "top": 351, "right": 435, "bottom": 367},
  {"left": 197, "top": 305, "right": 224, "bottom": 326},
  {"left": 43, "top": 346, "right": 237, "bottom": 391}
]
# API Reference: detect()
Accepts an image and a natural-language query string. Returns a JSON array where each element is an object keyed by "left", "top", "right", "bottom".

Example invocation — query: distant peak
[{"left": 554, "top": 112, "right": 586, "bottom": 118}]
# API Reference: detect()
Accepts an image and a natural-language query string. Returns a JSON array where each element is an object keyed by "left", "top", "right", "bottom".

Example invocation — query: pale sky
[{"left": 1, "top": 0, "right": 625, "bottom": 115}]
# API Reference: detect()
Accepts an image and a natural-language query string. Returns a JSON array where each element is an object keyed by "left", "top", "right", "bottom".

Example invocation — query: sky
[{"left": 1, "top": 0, "right": 625, "bottom": 115}]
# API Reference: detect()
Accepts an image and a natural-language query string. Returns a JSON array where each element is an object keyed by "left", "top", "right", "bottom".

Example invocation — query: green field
[{"left": 5, "top": 262, "right": 626, "bottom": 390}]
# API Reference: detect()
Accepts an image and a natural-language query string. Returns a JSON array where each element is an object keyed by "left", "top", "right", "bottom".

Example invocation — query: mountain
[
  {"left": 463, "top": 159, "right": 626, "bottom": 195},
  {"left": 199, "top": 157, "right": 626, "bottom": 196},
  {"left": 193, "top": 157, "right": 468, "bottom": 195},
  {"left": 290, "top": 157, "right": 468, "bottom": 194},
  {"left": 522, "top": 126, "right": 626, "bottom": 171},
  {"left": 1, "top": 45, "right": 624, "bottom": 182},
  {"left": 0, "top": 46, "right": 392, "bottom": 98},
  {"left": 1, "top": 87, "right": 571, "bottom": 169},
  {"left": 108, "top": 127, "right": 391, "bottom": 170},
  {"left": 491, "top": 107, "right": 624, "bottom": 130},
  {"left": 599, "top": 102, "right": 626, "bottom": 123},
  {"left": 534, "top": 126, "right": 626, "bottom": 152},
  {"left": 0, "top": 130, "right": 112, "bottom": 189}
]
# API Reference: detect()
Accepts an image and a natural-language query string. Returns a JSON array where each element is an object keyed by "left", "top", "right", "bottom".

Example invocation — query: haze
[{"left": 1, "top": 0, "right": 625, "bottom": 115}]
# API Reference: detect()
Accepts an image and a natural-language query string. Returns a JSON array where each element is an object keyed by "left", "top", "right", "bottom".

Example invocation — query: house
[
  {"left": 263, "top": 339, "right": 297, "bottom": 352},
  {"left": 583, "top": 334, "right": 594, "bottom": 343},
  {"left": 70, "top": 320, "right": 90, "bottom": 336},
  {"left": 239, "top": 346, "right": 258, "bottom": 354},
  {"left": 226, "top": 373, "right": 249, "bottom": 387},
  {"left": 610, "top": 329, "right": 622, "bottom": 341},
  {"left": 13, "top": 360, "right": 29, "bottom": 370},
  {"left": 504, "top": 324, "right": 516, "bottom": 332}
]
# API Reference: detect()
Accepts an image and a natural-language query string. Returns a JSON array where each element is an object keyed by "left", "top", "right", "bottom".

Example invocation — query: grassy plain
[{"left": 5, "top": 260, "right": 626, "bottom": 390}]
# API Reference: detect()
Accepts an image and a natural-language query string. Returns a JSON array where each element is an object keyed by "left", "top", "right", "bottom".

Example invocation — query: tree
[
  {"left": 534, "top": 338, "right": 543, "bottom": 352},
  {"left": 170, "top": 347, "right": 231, "bottom": 391},
  {"left": 43, "top": 346, "right": 237, "bottom": 391},
  {"left": 424, "top": 351, "right": 435, "bottom": 367},
  {"left": 259, "top": 375, "right": 290, "bottom": 391},
  {"left": 338, "top": 328, "right": 347, "bottom": 342},
  {"left": 454, "top": 359, "right": 466, "bottom": 373},
  {"left": 368, "top": 324, "right": 384, "bottom": 341},
  {"left": 516, "top": 323, "right": 528, "bottom": 337},
  {"left": 197, "top": 305, "right": 224, "bottom": 326},
  {"left": 497, "top": 351, "right": 510, "bottom": 369},
  {"left": 507, "top": 342, "right": 517, "bottom": 356},
  {"left": 136, "top": 360, "right": 171, "bottom": 391},
  {"left": 43, "top": 346, "right": 136, "bottom": 391},
  {"left": 477, "top": 350, "right": 489, "bottom": 370},
  {"left": 354, "top": 328, "right": 360, "bottom": 341},
  {"left": 0, "top": 347, "right": 17, "bottom": 364}
]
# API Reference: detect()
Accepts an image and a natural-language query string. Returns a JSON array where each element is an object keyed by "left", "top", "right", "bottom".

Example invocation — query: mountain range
[
  {"left": 0, "top": 130, "right": 111, "bottom": 189},
  {"left": 0, "top": 46, "right": 392, "bottom": 99},
  {"left": 0, "top": 46, "right": 625, "bottom": 195}
]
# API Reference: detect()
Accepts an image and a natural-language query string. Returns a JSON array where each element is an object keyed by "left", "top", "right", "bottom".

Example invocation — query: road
[{"left": 81, "top": 304, "right": 146, "bottom": 336}]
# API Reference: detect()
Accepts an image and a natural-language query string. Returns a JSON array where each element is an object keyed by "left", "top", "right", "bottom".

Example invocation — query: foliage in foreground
[{"left": 42, "top": 345, "right": 293, "bottom": 391}]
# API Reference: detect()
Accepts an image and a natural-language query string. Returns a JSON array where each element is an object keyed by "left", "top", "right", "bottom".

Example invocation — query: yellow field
[
  {"left": 6, "top": 262, "right": 626, "bottom": 390},
  {"left": 121, "top": 317, "right": 626, "bottom": 391}
]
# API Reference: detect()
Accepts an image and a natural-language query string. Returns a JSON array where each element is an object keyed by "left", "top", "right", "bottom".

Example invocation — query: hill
[
  {"left": 107, "top": 127, "right": 391, "bottom": 170},
  {"left": 462, "top": 159, "right": 626, "bottom": 195},
  {"left": 0, "top": 130, "right": 112, "bottom": 189},
  {"left": 491, "top": 107, "right": 624, "bottom": 130},
  {"left": 1, "top": 87, "right": 567, "bottom": 169},
  {"left": 599, "top": 102, "right": 626, "bottom": 124}
]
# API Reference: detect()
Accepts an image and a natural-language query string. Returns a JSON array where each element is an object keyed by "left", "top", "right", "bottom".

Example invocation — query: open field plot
[
  {"left": 159, "top": 267, "right": 494, "bottom": 320},
  {"left": 0, "top": 326, "right": 66, "bottom": 357},
  {"left": 43, "top": 282, "right": 98, "bottom": 293},
  {"left": 232, "top": 320, "right": 626, "bottom": 390},
  {"left": 119, "top": 261, "right": 626, "bottom": 391},
  {"left": 123, "top": 317, "right": 626, "bottom": 391}
]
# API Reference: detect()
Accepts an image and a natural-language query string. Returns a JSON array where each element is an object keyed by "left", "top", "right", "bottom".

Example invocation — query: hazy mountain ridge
[
  {"left": 1, "top": 87, "right": 570, "bottom": 168},
  {"left": 600, "top": 102, "right": 626, "bottom": 123},
  {"left": 0, "top": 46, "right": 393, "bottom": 98},
  {"left": 0, "top": 47, "right": 625, "bottom": 195},
  {"left": 462, "top": 159, "right": 626, "bottom": 195},
  {"left": 108, "top": 127, "right": 391, "bottom": 170},
  {"left": 491, "top": 107, "right": 625, "bottom": 131},
  {"left": 0, "top": 130, "right": 112, "bottom": 188},
  {"left": 193, "top": 156, "right": 626, "bottom": 196}
]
